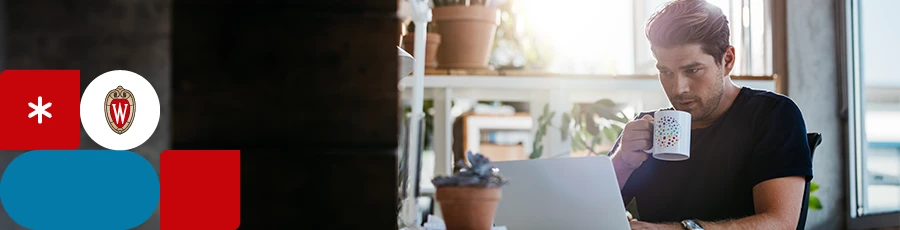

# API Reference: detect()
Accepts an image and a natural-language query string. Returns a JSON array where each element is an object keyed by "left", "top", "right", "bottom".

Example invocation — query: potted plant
[
  {"left": 402, "top": 22, "right": 442, "bottom": 69},
  {"left": 432, "top": 151, "right": 508, "bottom": 230},
  {"left": 531, "top": 99, "right": 631, "bottom": 159},
  {"left": 432, "top": 0, "right": 501, "bottom": 69}
]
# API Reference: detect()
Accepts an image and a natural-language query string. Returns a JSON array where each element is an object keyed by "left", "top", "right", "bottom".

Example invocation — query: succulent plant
[{"left": 432, "top": 151, "right": 509, "bottom": 188}]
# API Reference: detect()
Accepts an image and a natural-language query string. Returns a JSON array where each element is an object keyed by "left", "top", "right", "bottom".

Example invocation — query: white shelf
[
  {"left": 400, "top": 75, "right": 777, "bottom": 92},
  {"left": 403, "top": 74, "right": 777, "bottom": 196},
  {"left": 464, "top": 115, "right": 534, "bottom": 155}
]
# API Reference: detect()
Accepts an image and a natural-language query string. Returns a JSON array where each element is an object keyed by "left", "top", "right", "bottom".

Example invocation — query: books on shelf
[{"left": 481, "top": 130, "right": 530, "bottom": 145}]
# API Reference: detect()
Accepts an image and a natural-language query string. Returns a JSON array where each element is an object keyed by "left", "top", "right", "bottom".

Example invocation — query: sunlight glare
[{"left": 518, "top": 0, "right": 634, "bottom": 75}]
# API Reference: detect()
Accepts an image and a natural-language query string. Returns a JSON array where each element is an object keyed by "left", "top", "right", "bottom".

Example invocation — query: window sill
[{"left": 849, "top": 211, "right": 900, "bottom": 229}]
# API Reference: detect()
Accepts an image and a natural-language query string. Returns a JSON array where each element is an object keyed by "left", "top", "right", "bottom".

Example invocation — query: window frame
[{"left": 840, "top": 0, "right": 900, "bottom": 228}]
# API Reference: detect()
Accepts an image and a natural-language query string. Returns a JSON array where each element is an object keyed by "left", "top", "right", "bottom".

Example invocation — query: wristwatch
[{"left": 681, "top": 219, "right": 704, "bottom": 230}]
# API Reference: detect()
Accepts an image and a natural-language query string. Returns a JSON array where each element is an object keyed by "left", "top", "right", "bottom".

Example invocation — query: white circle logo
[{"left": 81, "top": 70, "right": 160, "bottom": 150}]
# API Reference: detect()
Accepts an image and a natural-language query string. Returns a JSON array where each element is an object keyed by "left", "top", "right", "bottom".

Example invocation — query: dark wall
[
  {"left": 172, "top": 1, "right": 400, "bottom": 229},
  {"left": 0, "top": 0, "right": 398, "bottom": 229}
]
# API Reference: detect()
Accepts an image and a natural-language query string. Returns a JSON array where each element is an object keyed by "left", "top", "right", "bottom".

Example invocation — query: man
[{"left": 609, "top": 0, "right": 813, "bottom": 229}]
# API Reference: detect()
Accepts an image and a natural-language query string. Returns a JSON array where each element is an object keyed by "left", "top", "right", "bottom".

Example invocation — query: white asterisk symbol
[{"left": 28, "top": 96, "right": 52, "bottom": 124}]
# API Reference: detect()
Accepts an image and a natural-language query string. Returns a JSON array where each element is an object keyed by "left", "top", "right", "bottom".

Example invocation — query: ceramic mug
[{"left": 642, "top": 110, "right": 692, "bottom": 161}]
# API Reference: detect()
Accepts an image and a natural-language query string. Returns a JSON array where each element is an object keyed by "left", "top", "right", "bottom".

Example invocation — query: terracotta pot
[
  {"left": 402, "top": 33, "right": 441, "bottom": 69},
  {"left": 435, "top": 186, "right": 502, "bottom": 230},
  {"left": 433, "top": 5, "right": 500, "bottom": 69}
]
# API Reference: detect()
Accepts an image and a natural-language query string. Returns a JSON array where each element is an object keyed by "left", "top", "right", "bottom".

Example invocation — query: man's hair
[{"left": 646, "top": 0, "right": 730, "bottom": 65}]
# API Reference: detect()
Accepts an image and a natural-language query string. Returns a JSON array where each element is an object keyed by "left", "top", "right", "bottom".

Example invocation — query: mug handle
[
  {"left": 641, "top": 117, "right": 656, "bottom": 154},
  {"left": 642, "top": 145, "right": 654, "bottom": 154}
]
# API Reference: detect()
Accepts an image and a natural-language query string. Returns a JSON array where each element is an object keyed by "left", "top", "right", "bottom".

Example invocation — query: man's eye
[
  {"left": 659, "top": 71, "right": 673, "bottom": 76},
  {"left": 686, "top": 68, "right": 700, "bottom": 74}
]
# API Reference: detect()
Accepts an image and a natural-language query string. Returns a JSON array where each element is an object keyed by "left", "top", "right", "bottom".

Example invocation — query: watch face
[{"left": 682, "top": 220, "right": 703, "bottom": 230}]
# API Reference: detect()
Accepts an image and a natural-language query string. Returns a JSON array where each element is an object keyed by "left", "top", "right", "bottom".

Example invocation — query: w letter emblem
[{"left": 105, "top": 86, "right": 136, "bottom": 135}]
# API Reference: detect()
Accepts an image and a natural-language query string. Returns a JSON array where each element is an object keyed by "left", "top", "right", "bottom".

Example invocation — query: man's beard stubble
[
  {"left": 694, "top": 69, "right": 726, "bottom": 121},
  {"left": 673, "top": 69, "right": 725, "bottom": 122}
]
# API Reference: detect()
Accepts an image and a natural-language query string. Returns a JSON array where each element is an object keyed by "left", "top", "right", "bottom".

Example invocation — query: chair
[{"left": 797, "top": 132, "right": 822, "bottom": 230}]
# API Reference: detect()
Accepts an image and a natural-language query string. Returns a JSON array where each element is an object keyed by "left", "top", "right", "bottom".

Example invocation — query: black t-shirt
[{"left": 608, "top": 87, "right": 813, "bottom": 222}]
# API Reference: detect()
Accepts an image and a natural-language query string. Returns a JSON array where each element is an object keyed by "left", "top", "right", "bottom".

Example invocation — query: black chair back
[{"left": 798, "top": 132, "right": 822, "bottom": 230}]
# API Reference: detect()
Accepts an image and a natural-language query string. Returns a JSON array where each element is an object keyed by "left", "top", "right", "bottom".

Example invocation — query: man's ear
[{"left": 722, "top": 46, "right": 736, "bottom": 76}]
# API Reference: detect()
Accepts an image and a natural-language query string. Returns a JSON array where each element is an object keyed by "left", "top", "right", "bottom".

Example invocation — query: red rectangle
[
  {"left": 0, "top": 70, "right": 81, "bottom": 150},
  {"left": 161, "top": 150, "right": 240, "bottom": 230}
]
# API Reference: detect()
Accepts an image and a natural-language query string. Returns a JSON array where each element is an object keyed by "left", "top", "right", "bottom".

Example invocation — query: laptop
[{"left": 491, "top": 155, "right": 631, "bottom": 230}]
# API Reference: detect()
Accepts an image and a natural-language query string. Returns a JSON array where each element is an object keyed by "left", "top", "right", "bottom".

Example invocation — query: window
[
  {"left": 513, "top": 0, "right": 773, "bottom": 75},
  {"left": 846, "top": 0, "right": 900, "bottom": 226}
]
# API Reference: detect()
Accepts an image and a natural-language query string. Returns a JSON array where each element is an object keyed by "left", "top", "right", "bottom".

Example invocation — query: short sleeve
[{"left": 747, "top": 99, "right": 813, "bottom": 187}]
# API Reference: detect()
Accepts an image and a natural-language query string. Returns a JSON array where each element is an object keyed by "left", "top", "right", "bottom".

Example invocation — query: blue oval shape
[{"left": 0, "top": 150, "right": 159, "bottom": 230}]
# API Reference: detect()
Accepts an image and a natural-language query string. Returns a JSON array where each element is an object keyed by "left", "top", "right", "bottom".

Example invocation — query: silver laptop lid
[{"left": 491, "top": 155, "right": 631, "bottom": 230}]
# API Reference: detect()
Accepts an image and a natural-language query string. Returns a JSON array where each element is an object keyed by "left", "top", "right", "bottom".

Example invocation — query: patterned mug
[{"left": 642, "top": 110, "right": 692, "bottom": 161}]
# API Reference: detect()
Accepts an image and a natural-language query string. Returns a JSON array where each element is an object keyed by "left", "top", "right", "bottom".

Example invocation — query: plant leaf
[
  {"left": 603, "top": 126, "right": 619, "bottom": 143},
  {"left": 612, "top": 111, "right": 632, "bottom": 124},
  {"left": 572, "top": 132, "right": 586, "bottom": 151},
  {"left": 535, "top": 127, "right": 546, "bottom": 141},
  {"left": 531, "top": 136, "right": 542, "bottom": 158},
  {"left": 586, "top": 115, "right": 600, "bottom": 135},
  {"left": 810, "top": 182, "right": 819, "bottom": 193},
  {"left": 530, "top": 103, "right": 552, "bottom": 160},
  {"left": 560, "top": 113, "right": 571, "bottom": 141},
  {"left": 610, "top": 124, "right": 624, "bottom": 135},
  {"left": 529, "top": 146, "right": 542, "bottom": 159},
  {"left": 595, "top": 109, "right": 619, "bottom": 121},
  {"left": 579, "top": 103, "right": 593, "bottom": 113},
  {"left": 579, "top": 124, "right": 592, "bottom": 140},
  {"left": 809, "top": 195, "right": 823, "bottom": 210},
  {"left": 594, "top": 99, "right": 617, "bottom": 108},
  {"left": 571, "top": 105, "right": 582, "bottom": 119}
]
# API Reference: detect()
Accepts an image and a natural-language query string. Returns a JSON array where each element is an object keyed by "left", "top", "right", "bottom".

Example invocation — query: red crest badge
[{"left": 105, "top": 86, "right": 136, "bottom": 134}]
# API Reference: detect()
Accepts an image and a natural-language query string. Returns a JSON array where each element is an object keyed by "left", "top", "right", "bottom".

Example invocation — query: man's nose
[{"left": 674, "top": 75, "right": 691, "bottom": 94}]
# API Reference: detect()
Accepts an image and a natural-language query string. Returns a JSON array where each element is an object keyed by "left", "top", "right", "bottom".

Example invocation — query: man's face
[{"left": 652, "top": 44, "right": 731, "bottom": 121}]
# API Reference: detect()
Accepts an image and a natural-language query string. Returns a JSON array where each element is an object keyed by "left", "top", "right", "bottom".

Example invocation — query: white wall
[{"left": 787, "top": 0, "right": 845, "bottom": 229}]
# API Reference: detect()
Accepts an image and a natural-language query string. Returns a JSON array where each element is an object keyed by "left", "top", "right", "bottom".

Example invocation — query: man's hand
[
  {"left": 627, "top": 211, "right": 681, "bottom": 230},
  {"left": 615, "top": 114, "right": 654, "bottom": 169},
  {"left": 629, "top": 220, "right": 682, "bottom": 230},
  {"left": 612, "top": 114, "right": 655, "bottom": 190}
]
